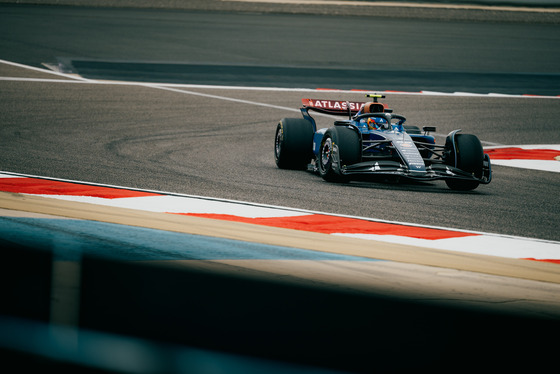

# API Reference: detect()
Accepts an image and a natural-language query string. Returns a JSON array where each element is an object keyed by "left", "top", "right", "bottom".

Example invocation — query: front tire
[
  {"left": 274, "top": 118, "right": 314, "bottom": 170},
  {"left": 318, "top": 126, "right": 361, "bottom": 182},
  {"left": 444, "top": 133, "right": 483, "bottom": 191}
]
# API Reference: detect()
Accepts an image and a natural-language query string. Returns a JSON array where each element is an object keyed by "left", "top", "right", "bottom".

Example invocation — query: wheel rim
[
  {"left": 275, "top": 127, "right": 283, "bottom": 158},
  {"left": 320, "top": 138, "right": 333, "bottom": 171}
]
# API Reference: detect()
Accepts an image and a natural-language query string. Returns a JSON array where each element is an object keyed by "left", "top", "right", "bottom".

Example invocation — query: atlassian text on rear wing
[{"left": 301, "top": 99, "right": 365, "bottom": 115}]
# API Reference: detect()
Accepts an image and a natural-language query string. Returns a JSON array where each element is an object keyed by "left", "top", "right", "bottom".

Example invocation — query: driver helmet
[{"left": 367, "top": 117, "right": 388, "bottom": 130}]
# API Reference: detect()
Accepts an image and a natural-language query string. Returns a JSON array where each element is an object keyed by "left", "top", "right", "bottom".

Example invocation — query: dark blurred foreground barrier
[
  {"left": 0, "top": 240, "right": 52, "bottom": 322},
  {"left": 2, "top": 242, "right": 559, "bottom": 373},
  {"left": 78, "top": 256, "right": 560, "bottom": 373}
]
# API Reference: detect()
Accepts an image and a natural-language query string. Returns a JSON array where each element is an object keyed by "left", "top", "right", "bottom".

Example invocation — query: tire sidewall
[
  {"left": 275, "top": 118, "right": 313, "bottom": 170},
  {"left": 445, "top": 133, "right": 483, "bottom": 190}
]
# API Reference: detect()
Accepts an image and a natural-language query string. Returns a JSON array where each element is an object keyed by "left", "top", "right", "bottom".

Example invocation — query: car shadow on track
[{"left": 332, "top": 177, "right": 489, "bottom": 195}]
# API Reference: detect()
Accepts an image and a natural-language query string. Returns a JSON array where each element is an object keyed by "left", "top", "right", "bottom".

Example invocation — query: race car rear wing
[{"left": 301, "top": 99, "right": 365, "bottom": 116}]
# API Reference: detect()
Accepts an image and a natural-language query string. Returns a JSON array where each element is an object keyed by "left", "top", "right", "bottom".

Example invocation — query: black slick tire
[
  {"left": 274, "top": 118, "right": 314, "bottom": 170},
  {"left": 445, "top": 133, "right": 484, "bottom": 191}
]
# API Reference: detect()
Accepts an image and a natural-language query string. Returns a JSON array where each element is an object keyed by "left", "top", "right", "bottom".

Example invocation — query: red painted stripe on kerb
[
  {"left": 182, "top": 213, "right": 477, "bottom": 240},
  {"left": 523, "top": 258, "right": 560, "bottom": 265},
  {"left": 0, "top": 177, "right": 159, "bottom": 198},
  {"left": 2, "top": 175, "right": 558, "bottom": 264},
  {"left": 485, "top": 147, "right": 560, "bottom": 160}
]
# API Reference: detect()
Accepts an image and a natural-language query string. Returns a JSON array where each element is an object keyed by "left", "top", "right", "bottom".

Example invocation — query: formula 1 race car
[{"left": 274, "top": 94, "right": 491, "bottom": 190}]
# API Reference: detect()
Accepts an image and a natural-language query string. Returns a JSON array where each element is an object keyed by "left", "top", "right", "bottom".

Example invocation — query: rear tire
[
  {"left": 444, "top": 134, "right": 483, "bottom": 191},
  {"left": 274, "top": 118, "right": 314, "bottom": 170},
  {"left": 318, "top": 126, "right": 361, "bottom": 182}
]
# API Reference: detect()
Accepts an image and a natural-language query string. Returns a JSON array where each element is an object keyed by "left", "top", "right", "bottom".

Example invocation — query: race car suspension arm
[
  {"left": 412, "top": 141, "right": 446, "bottom": 159},
  {"left": 362, "top": 139, "right": 392, "bottom": 152}
]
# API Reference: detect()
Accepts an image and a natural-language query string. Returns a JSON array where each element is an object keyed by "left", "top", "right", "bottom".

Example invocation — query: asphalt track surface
[
  {"left": 1, "top": 2, "right": 560, "bottom": 372},
  {"left": 1, "top": 3, "right": 560, "bottom": 241}
]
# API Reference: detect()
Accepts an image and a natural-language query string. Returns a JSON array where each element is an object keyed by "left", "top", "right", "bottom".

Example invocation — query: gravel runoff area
[{"left": 1, "top": 0, "right": 560, "bottom": 23}]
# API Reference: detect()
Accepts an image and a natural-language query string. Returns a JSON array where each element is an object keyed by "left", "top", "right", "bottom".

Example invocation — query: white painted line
[
  {"left": 142, "top": 84, "right": 302, "bottom": 113},
  {"left": 334, "top": 233, "right": 560, "bottom": 261},
  {"left": 224, "top": 0, "right": 560, "bottom": 13},
  {"left": 0, "top": 59, "right": 90, "bottom": 81},
  {"left": 1, "top": 58, "right": 559, "bottom": 100},
  {"left": 34, "top": 194, "right": 310, "bottom": 218},
  {"left": 0, "top": 77, "right": 91, "bottom": 84},
  {"left": 490, "top": 159, "right": 560, "bottom": 172},
  {"left": 484, "top": 144, "right": 560, "bottom": 173},
  {"left": 486, "top": 144, "right": 560, "bottom": 150}
]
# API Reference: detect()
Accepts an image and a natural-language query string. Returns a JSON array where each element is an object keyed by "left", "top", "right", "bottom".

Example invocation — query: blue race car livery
[{"left": 274, "top": 94, "right": 491, "bottom": 190}]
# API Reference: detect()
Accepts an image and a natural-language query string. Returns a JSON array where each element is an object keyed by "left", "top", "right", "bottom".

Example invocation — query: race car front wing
[{"left": 310, "top": 155, "right": 492, "bottom": 184}]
